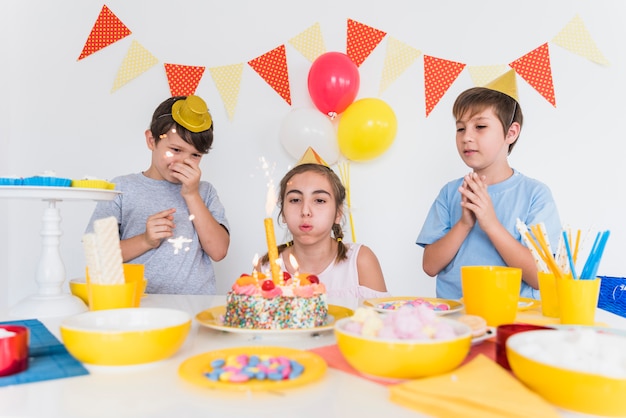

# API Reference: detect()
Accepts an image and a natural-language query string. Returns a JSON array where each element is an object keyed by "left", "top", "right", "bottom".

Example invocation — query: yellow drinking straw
[
  {"left": 338, "top": 161, "right": 356, "bottom": 243},
  {"left": 529, "top": 224, "right": 563, "bottom": 278}
]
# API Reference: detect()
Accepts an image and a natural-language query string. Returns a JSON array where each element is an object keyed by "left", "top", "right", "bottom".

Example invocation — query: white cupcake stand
[{"left": 0, "top": 186, "right": 120, "bottom": 318}]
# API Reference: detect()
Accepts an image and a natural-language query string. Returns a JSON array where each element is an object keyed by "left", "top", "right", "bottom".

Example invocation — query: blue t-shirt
[
  {"left": 86, "top": 173, "right": 229, "bottom": 295},
  {"left": 416, "top": 169, "right": 561, "bottom": 300}
]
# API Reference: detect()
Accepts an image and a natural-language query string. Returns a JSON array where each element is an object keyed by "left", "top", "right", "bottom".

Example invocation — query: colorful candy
[
  {"left": 376, "top": 298, "right": 450, "bottom": 312},
  {"left": 204, "top": 354, "right": 305, "bottom": 383}
]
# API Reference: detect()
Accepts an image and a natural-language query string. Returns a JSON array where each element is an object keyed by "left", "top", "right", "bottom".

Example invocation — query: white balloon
[{"left": 279, "top": 108, "right": 339, "bottom": 165}]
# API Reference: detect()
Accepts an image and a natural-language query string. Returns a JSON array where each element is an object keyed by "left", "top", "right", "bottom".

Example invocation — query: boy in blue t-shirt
[{"left": 416, "top": 85, "right": 561, "bottom": 300}]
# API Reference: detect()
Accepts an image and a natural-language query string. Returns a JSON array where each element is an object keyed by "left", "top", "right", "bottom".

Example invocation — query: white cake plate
[{"left": 0, "top": 186, "right": 120, "bottom": 318}]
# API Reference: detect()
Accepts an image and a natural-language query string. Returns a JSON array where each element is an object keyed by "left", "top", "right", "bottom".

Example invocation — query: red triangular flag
[
  {"left": 510, "top": 43, "right": 556, "bottom": 107},
  {"left": 77, "top": 5, "right": 131, "bottom": 61},
  {"left": 164, "top": 63, "right": 206, "bottom": 96},
  {"left": 248, "top": 45, "right": 291, "bottom": 105},
  {"left": 346, "top": 19, "right": 387, "bottom": 67},
  {"left": 423, "top": 55, "right": 466, "bottom": 116}
]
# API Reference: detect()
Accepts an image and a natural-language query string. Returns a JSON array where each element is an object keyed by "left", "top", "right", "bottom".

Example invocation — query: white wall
[{"left": 2, "top": 0, "right": 625, "bottom": 311}]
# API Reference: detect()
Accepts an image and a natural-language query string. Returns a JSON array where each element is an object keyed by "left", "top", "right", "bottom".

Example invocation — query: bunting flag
[
  {"left": 164, "top": 63, "right": 205, "bottom": 96},
  {"left": 467, "top": 65, "right": 509, "bottom": 87},
  {"left": 379, "top": 36, "right": 422, "bottom": 94},
  {"left": 346, "top": 19, "right": 387, "bottom": 67},
  {"left": 423, "top": 55, "right": 466, "bottom": 116},
  {"left": 77, "top": 5, "right": 131, "bottom": 61},
  {"left": 551, "top": 14, "right": 609, "bottom": 66},
  {"left": 111, "top": 40, "right": 158, "bottom": 92},
  {"left": 209, "top": 63, "right": 244, "bottom": 121},
  {"left": 248, "top": 45, "right": 291, "bottom": 105},
  {"left": 510, "top": 43, "right": 556, "bottom": 107},
  {"left": 289, "top": 22, "right": 326, "bottom": 62}
]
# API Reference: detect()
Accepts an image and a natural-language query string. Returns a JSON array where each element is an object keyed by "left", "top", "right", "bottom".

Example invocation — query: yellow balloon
[{"left": 337, "top": 98, "right": 397, "bottom": 162}]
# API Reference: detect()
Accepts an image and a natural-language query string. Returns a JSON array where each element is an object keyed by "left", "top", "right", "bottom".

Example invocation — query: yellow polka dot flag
[
  {"left": 551, "top": 14, "right": 609, "bottom": 66},
  {"left": 423, "top": 55, "right": 466, "bottom": 116},
  {"left": 289, "top": 23, "right": 326, "bottom": 63},
  {"left": 111, "top": 40, "right": 158, "bottom": 93},
  {"left": 510, "top": 43, "right": 556, "bottom": 107},
  {"left": 209, "top": 63, "right": 244, "bottom": 121},
  {"left": 164, "top": 63, "right": 206, "bottom": 96},
  {"left": 379, "top": 36, "right": 422, "bottom": 95},
  {"left": 248, "top": 45, "right": 291, "bottom": 105},
  {"left": 77, "top": 5, "right": 131, "bottom": 61},
  {"left": 346, "top": 19, "right": 387, "bottom": 67}
]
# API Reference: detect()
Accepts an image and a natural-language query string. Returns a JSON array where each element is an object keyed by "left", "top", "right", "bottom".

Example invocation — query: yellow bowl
[
  {"left": 70, "top": 278, "right": 147, "bottom": 307},
  {"left": 507, "top": 329, "right": 626, "bottom": 417},
  {"left": 69, "top": 278, "right": 89, "bottom": 305},
  {"left": 334, "top": 316, "right": 472, "bottom": 380},
  {"left": 60, "top": 308, "right": 191, "bottom": 366}
]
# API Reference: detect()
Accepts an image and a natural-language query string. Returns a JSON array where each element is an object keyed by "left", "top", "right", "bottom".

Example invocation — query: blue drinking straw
[
  {"left": 580, "top": 230, "right": 610, "bottom": 280},
  {"left": 562, "top": 230, "right": 578, "bottom": 280},
  {"left": 586, "top": 230, "right": 610, "bottom": 280}
]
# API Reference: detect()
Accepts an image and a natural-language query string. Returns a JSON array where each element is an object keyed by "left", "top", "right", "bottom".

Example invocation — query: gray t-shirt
[{"left": 86, "top": 173, "right": 229, "bottom": 294}]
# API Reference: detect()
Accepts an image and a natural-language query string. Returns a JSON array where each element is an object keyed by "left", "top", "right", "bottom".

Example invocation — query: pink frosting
[
  {"left": 261, "top": 287, "right": 283, "bottom": 298},
  {"left": 232, "top": 283, "right": 259, "bottom": 296}
]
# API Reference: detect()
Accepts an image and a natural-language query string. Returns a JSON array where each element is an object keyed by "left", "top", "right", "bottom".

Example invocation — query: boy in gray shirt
[{"left": 86, "top": 95, "right": 230, "bottom": 294}]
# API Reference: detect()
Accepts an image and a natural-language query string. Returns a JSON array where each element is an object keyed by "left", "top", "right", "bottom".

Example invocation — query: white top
[{"left": 295, "top": 243, "right": 390, "bottom": 306}]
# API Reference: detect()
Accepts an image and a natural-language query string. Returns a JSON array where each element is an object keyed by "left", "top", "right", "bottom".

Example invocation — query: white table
[
  {"left": 1, "top": 295, "right": 625, "bottom": 418},
  {"left": 0, "top": 186, "right": 119, "bottom": 318}
]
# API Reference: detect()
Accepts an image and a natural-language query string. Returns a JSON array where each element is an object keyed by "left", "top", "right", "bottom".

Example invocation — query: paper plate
[
  {"left": 178, "top": 346, "right": 327, "bottom": 391},
  {"left": 195, "top": 304, "right": 353, "bottom": 335},
  {"left": 518, "top": 297, "right": 540, "bottom": 311},
  {"left": 363, "top": 296, "right": 463, "bottom": 315},
  {"left": 472, "top": 327, "right": 496, "bottom": 345}
]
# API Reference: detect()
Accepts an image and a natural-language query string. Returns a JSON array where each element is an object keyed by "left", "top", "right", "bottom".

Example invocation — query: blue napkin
[{"left": 0, "top": 319, "right": 89, "bottom": 387}]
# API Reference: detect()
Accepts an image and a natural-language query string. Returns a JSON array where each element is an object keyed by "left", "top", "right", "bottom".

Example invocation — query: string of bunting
[{"left": 77, "top": 5, "right": 609, "bottom": 119}]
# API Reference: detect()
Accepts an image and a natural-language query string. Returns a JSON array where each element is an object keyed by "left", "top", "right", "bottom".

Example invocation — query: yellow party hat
[
  {"left": 485, "top": 70, "right": 519, "bottom": 102},
  {"left": 296, "top": 147, "right": 329, "bottom": 167},
  {"left": 171, "top": 95, "right": 213, "bottom": 132}
]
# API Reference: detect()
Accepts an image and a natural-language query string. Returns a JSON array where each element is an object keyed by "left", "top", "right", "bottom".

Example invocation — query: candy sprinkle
[{"left": 204, "top": 354, "right": 305, "bottom": 383}]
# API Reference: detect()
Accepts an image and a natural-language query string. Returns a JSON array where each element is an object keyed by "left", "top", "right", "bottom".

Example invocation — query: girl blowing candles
[{"left": 260, "top": 148, "right": 389, "bottom": 303}]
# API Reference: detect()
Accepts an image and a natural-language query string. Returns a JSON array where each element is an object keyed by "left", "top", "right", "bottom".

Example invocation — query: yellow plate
[
  {"left": 518, "top": 297, "right": 540, "bottom": 311},
  {"left": 195, "top": 304, "right": 353, "bottom": 335},
  {"left": 178, "top": 346, "right": 327, "bottom": 391},
  {"left": 363, "top": 296, "right": 463, "bottom": 315}
]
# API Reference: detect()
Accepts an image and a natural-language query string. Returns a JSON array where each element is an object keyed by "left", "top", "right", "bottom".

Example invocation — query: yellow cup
[
  {"left": 85, "top": 264, "right": 146, "bottom": 310},
  {"left": 461, "top": 266, "right": 522, "bottom": 327},
  {"left": 122, "top": 264, "right": 146, "bottom": 306},
  {"left": 556, "top": 276, "right": 601, "bottom": 325},
  {"left": 537, "top": 271, "right": 560, "bottom": 318}
]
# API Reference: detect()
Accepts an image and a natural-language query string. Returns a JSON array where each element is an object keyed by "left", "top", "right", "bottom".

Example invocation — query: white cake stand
[{"left": 0, "top": 186, "right": 120, "bottom": 318}]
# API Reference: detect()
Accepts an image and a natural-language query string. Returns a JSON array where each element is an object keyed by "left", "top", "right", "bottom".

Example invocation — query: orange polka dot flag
[
  {"left": 77, "top": 5, "right": 131, "bottom": 61},
  {"left": 510, "top": 43, "right": 556, "bottom": 107},
  {"left": 248, "top": 45, "right": 291, "bottom": 105},
  {"left": 346, "top": 19, "right": 387, "bottom": 67},
  {"left": 165, "top": 63, "right": 206, "bottom": 96},
  {"left": 423, "top": 55, "right": 466, "bottom": 116}
]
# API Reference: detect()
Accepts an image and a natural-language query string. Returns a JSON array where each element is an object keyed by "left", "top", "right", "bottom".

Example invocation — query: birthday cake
[{"left": 222, "top": 272, "right": 328, "bottom": 329}]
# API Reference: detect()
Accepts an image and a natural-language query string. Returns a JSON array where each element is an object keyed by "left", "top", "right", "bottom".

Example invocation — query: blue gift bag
[{"left": 598, "top": 276, "right": 626, "bottom": 318}]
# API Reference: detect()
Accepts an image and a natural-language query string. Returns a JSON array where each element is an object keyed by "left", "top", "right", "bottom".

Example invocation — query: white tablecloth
[{"left": 1, "top": 294, "right": 625, "bottom": 418}]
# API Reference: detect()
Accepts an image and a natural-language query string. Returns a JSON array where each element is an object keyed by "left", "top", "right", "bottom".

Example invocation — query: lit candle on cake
[
  {"left": 289, "top": 253, "right": 299, "bottom": 284},
  {"left": 251, "top": 254, "right": 259, "bottom": 280},
  {"left": 264, "top": 178, "right": 281, "bottom": 284}
]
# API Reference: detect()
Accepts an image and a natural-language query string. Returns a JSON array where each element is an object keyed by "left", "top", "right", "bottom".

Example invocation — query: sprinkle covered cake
[{"left": 222, "top": 272, "right": 328, "bottom": 329}]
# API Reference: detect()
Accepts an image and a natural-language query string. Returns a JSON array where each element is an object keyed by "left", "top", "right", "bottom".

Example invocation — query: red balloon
[{"left": 307, "top": 52, "right": 360, "bottom": 118}]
